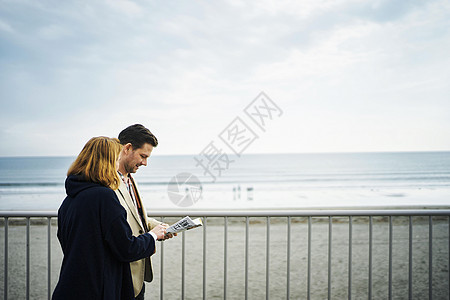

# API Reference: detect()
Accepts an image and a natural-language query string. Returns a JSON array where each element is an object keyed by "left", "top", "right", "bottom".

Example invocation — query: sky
[{"left": 0, "top": 0, "right": 449, "bottom": 156}]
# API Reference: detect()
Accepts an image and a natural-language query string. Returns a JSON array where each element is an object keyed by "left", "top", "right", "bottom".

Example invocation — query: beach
[{"left": 1, "top": 216, "right": 449, "bottom": 299}]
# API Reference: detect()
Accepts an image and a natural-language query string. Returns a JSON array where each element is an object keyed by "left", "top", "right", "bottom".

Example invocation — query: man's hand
[
  {"left": 159, "top": 223, "right": 177, "bottom": 240},
  {"left": 150, "top": 224, "right": 167, "bottom": 240}
]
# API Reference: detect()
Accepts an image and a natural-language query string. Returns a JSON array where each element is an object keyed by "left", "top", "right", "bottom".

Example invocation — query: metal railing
[{"left": 1, "top": 209, "right": 450, "bottom": 299}]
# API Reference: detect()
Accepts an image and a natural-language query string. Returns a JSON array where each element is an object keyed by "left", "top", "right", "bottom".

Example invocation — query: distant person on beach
[
  {"left": 52, "top": 136, "right": 167, "bottom": 300},
  {"left": 116, "top": 124, "right": 174, "bottom": 300}
]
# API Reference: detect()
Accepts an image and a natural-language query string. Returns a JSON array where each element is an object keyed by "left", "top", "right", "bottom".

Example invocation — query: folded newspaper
[{"left": 166, "top": 216, "right": 203, "bottom": 234}]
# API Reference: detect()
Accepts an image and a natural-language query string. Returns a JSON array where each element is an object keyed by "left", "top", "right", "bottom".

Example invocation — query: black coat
[{"left": 52, "top": 175, "right": 155, "bottom": 300}]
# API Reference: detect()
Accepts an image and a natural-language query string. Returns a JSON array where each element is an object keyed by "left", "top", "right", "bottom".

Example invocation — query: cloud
[
  {"left": 37, "top": 24, "right": 71, "bottom": 40},
  {"left": 0, "top": 18, "right": 14, "bottom": 33},
  {"left": 0, "top": 0, "right": 449, "bottom": 155},
  {"left": 104, "top": 0, "right": 143, "bottom": 17}
]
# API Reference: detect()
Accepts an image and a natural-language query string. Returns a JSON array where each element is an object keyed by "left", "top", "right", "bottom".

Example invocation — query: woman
[{"left": 52, "top": 137, "right": 166, "bottom": 300}]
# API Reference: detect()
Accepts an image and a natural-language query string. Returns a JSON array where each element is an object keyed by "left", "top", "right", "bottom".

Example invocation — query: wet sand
[{"left": 1, "top": 216, "right": 449, "bottom": 299}]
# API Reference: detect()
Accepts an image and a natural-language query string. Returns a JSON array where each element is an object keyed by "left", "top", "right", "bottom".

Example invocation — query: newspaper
[{"left": 166, "top": 216, "right": 203, "bottom": 234}]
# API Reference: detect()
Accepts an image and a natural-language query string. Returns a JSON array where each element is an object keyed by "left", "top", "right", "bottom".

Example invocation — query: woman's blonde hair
[{"left": 68, "top": 136, "right": 122, "bottom": 190}]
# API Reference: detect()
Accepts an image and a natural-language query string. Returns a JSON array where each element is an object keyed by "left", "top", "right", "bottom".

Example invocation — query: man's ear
[{"left": 124, "top": 143, "right": 133, "bottom": 153}]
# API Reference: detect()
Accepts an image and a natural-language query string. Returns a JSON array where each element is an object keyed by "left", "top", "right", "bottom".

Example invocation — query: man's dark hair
[{"left": 118, "top": 124, "right": 158, "bottom": 149}]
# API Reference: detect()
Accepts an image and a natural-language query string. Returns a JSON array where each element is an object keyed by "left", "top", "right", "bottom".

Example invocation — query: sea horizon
[{"left": 1, "top": 149, "right": 450, "bottom": 158}]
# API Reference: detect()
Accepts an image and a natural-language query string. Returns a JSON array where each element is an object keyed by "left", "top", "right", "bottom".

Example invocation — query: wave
[{"left": 1, "top": 174, "right": 449, "bottom": 188}]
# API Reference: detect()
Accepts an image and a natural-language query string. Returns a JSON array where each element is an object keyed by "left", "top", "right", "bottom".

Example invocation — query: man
[{"left": 115, "top": 124, "right": 172, "bottom": 300}]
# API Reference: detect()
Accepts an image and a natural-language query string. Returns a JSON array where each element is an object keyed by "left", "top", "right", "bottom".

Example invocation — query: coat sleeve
[
  {"left": 148, "top": 218, "right": 162, "bottom": 230},
  {"left": 104, "top": 213, "right": 156, "bottom": 263},
  {"left": 100, "top": 189, "right": 156, "bottom": 262}
]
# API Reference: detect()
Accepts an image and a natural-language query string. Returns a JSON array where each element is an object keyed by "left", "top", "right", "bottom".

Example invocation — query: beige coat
[{"left": 115, "top": 178, "right": 161, "bottom": 297}]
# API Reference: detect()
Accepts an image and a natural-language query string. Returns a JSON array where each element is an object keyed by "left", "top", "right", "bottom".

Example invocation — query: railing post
[
  {"left": 287, "top": 216, "right": 291, "bottom": 300},
  {"left": 429, "top": 216, "right": 433, "bottom": 300},
  {"left": 160, "top": 216, "right": 164, "bottom": 300},
  {"left": 409, "top": 216, "right": 413, "bottom": 300},
  {"left": 266, "top": 216, "right": 270, "bottom": 300},
  {"left": 328, "top": 216, "right": 332, "bottom": 300},
  {"left": 348, "top": 216, "right": 352, "bottom": 300},
  {"left": 369, "top": 216, "right": 373, "bottom": 299},
  {"left": 4, "top": 217, "right": 8, "bottom": 300},
  {"left": 47, "top": 217, "right": 51, "bottom": 300},
  {"left": 202, "top": 216, "right": 207, "bottom": 300},
  {"left": 388, "top": 216, "right": 393, "bottom": 300},
  {"left": 307, "top": 216, "right": 312, "bottom": 300},
  {"left": 26, "top": 217, "right": 30, "bottom": 300},
  {"left": 224, "top": 216, "right": 228, "bottom": 300},
  {"left": 181, "top": 230, "right": 185, "bottom": 300},
  {"left": 245, "top": 216, "right": 249, "bottom": 300}
]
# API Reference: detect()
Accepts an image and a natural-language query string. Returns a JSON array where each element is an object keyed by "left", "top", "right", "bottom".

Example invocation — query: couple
[{"left": 52, "top": 124, "right": 173, "bottom": 300}]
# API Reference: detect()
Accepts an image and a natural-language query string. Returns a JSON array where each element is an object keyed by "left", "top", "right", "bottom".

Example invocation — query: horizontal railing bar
[
  {"left": 2, "top": 209, "right": 450, "bottom": 218},
  {"left": 150, "top": 210, "right": 450, "bottom": 217},
  {"left": 1, "top": 211, "right": 58, "bottom": 217}
]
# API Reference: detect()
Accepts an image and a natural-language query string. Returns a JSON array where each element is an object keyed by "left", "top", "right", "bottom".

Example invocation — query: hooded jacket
[{"left": 52, "top": 175, "right": 156, "bottom": 300}]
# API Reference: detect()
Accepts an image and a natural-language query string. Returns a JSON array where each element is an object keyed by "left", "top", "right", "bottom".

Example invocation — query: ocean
[{"left": 0, "top": 152, "right": 449, "bottom": 210}]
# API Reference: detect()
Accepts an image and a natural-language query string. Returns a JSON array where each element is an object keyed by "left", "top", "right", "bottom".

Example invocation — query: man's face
[{"left": 120, "top": 143, "right": 154, "bottom": 175}]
